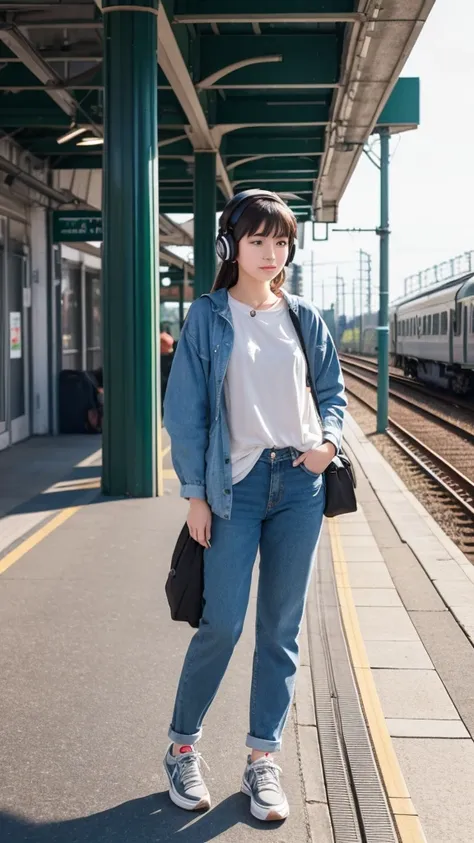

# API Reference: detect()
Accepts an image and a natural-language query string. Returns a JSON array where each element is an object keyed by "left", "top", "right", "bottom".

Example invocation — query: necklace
[{"left": 229, "top": 292, "right": 279, "bottom": 315}]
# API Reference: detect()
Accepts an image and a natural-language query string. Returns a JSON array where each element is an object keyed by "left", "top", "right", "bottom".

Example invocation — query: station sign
[{"left": 52, "top": 210, "right": 102, "bottom": 243}]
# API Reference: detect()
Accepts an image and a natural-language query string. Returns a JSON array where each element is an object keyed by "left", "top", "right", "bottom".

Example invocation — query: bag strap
[{"left": 287, "top": 307, "right": 321, "bottom": 417}]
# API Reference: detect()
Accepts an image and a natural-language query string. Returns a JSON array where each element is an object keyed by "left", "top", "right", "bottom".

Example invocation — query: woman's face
[{"left": 236, "top": 229, "right": 289, "bottom": 284}]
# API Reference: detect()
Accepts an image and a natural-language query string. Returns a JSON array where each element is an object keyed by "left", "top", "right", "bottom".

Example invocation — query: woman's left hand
[{"left": 293, "top": 442, "right": 337, "bottom": 475}]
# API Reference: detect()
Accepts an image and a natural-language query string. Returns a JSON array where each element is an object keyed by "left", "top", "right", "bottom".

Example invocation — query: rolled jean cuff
[
  {"left": 246, "top": 733, "right": 281, "bottom": 752},
  {"left": 168, "top": 725, "right": 203, "bottom": 745}
]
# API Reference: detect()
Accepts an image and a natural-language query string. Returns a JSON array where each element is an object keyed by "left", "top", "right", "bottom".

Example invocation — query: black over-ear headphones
[{"left": 215, "top": 189, "right": 297, "bottom": 266}]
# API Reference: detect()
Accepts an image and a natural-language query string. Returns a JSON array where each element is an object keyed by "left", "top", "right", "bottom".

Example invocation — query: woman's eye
[
  {"left": 251, "top": 239, "right": 262, "bottom": 245},
  {"left": 277, "top": 240, "right": 288, "bottom": 247}
]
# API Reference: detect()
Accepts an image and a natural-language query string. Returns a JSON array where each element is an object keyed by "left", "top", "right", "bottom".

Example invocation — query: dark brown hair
[{"left": 212, "top": 196, "right": 298, "bottom": 292}]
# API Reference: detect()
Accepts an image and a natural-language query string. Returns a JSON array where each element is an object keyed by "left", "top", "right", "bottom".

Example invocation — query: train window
[
  {"left": 411, "top": 318, "right": 414, "bottom": 335},
  {"left": 454, "top": 301, "right": 462, "bottom": 336},
  {"left": 471, "top": 305, "right": 474, "bottom": 334},
  {"left": 440, "top": 311, "right": 448, "bottom": 335},
  {"left": 422, "top": 315, "right": 427, "bottom": 335},
  {"left": 433, "top": 313, "right": 440, "bottom": 335},
  {"left": 427, "top": 315, "right": 432, "bottom": 335}
]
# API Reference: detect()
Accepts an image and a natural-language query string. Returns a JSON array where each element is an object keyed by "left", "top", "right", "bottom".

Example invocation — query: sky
[
  {"left": 170, "top": 0, "right": 474, "bottom": 317},
  {"left": 303, "top": 0, "right": 474, "bottom": 313}
]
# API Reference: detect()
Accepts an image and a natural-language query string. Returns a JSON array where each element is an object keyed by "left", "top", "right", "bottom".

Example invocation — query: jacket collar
[{"left": 202, "top": 286, "right": 300, "bottom": 317}]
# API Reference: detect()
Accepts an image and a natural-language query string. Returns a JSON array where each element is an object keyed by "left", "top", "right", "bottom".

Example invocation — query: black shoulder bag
[
  {"left": 165, "top": 523, "right": 203, "bottom": 628},
  {"left": 288, "top": 309, "right": 357, "bottom": 518}
]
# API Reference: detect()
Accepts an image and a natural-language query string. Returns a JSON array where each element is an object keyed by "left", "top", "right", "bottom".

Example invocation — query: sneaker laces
[
  {"left": 176, "top": 750, "right": 210, "bottom": 790},
  {"left": 249, "top": 757, "right": 283, "bottom": 793}
]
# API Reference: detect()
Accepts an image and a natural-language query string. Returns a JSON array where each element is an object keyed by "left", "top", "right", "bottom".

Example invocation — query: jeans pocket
[{"left": 298, "top": 462, "right": 321, "bottom": 478}]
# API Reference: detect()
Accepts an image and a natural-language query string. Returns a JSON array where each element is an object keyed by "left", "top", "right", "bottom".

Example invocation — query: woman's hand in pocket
[
  {"left": 187, "top": 498, "right": 212, "bottom": 548},
  {"left": 293, "top": 442, "right": 336, "bottom": 475}
]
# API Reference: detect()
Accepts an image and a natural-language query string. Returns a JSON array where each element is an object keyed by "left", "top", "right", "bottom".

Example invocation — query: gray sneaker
[
  {"left": 241, "top": 755, "right": 290, "bottom": 821},
  {"left": 163, "top": 744, "right": 211, "bottom": 811}
]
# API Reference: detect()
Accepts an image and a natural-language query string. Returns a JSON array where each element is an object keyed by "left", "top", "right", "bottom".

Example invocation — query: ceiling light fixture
[
  {"left": 76, "top": 137, "right": 104, "bottom": 147},
  {"left": 57, "top": 126, "right": 88, "bottom": 145}
]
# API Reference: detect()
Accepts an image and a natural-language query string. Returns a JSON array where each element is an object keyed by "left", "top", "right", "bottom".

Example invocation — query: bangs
[{"left": 234, "top": 198, "right": 297, "bottom": 242}]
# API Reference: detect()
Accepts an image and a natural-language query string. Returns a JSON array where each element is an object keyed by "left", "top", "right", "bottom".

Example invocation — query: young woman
[{"left": 163, "top": 189, "right": 346, "bottom": 822}]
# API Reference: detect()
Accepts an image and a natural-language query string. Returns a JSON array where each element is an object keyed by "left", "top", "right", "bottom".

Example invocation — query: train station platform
[{"left": 1, "top": 418, "right": 474, "bottom": 842}]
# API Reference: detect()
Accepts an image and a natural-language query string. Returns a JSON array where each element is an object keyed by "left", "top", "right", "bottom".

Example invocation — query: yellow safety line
[
  {"left": 0, "top": 444, "right": 171, "bottom": 576},
  {"left": 0, "top": 507, "right": 80, "bottom": 575},
  {"left": 328, "top": 519, "right": 427, "bottom": 843}
]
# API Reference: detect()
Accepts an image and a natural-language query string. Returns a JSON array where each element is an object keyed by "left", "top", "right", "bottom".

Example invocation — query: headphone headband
[
  {"left": 218, "top": 189, "right": 286, "bottom": 234},
  {"left": 216, "top": 189, "right": 297, "bottom": 266}
]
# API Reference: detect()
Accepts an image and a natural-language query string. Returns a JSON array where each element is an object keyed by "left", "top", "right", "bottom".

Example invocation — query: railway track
[
  {"left": 340, "top": 362, "right": 474, "bottom": 439},
  {"left": 341, "top": 367, "right": 474, "bottom": 560},
  {"left": 339, "top": 352, "right": 474, "bottom": 413}
]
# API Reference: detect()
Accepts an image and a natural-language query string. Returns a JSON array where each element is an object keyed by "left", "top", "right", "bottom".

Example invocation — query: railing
[{"left": 403, "top": 250, "right": 474, "bottom": 297}]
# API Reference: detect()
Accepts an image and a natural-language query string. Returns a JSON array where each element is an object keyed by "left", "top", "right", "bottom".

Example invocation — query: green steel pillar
[
  {"left": 102, "top": 0, "right": 160, "bottom": 496},
  {"left": 193, "top": 152, "right": 217, "bottom": 299},
  {"left": 377, "top": 129, "right": 390, "bottom": 433}
]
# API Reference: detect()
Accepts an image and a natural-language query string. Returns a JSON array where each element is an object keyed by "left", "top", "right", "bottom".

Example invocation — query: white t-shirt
[{"left": 224, "top": 295, "right": 323, "bottom": 484}]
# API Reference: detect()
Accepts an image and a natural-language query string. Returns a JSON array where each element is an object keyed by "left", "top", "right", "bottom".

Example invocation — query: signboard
[
  {"left": 375, "top": 77, "right": 420, "bottom": 131},
  {"left": 9, "top": 312, "right": 22, "bottom": 359},
  {"left": 52, "top": 210, "right": 102, "bottom": 242}
]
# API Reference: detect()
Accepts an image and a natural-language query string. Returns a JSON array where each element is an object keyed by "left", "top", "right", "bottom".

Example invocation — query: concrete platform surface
[
  {"left": 3, "top": 415, "right": 474, "bottom": 843},
  {"left": 0, "top": 440, "right": 327, "bottom": 842},
  {"left": 340, "top": 413, "right": 474, "bottom": 843}
]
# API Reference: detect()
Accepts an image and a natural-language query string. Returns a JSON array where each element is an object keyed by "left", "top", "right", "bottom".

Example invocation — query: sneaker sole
[
  {"left": 241, "top": 777, "right": 289, "bottom": 822},
  {"left": 164, "top": 762, "right": 211, "bottom": 812}
]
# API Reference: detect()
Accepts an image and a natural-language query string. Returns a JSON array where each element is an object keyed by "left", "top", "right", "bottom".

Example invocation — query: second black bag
[{"left": 165, "top": 523, "right": 204, "bottom": 628}]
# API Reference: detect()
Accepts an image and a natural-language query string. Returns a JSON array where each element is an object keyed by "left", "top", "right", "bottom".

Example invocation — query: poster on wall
[{"left": 9, "top": 312, "right": 22, "bottom": 359}]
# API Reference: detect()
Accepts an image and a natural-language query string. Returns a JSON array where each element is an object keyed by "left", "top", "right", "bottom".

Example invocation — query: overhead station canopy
[{"left": 0, "top": 0, "right": 433, "bottom": 223}]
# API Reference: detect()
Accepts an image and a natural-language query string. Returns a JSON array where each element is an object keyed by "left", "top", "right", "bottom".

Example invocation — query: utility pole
[
  {"left": 366, "top": 253, "right": 372, "bottom": 316},
  {"left": 359, "top": 251, "right": 364, "bottom": 353},
  {"left": 310, "top": 250, "right": 315, "bottom": 302},
  {"left": 335, "top": 267, "right": 345, "bottom": 348},
  {"left": 352, "top": 279, "right": 356, "bottom": 349},
  {"left": 358, "top": 250, "right": 372, "bottom": 316}
]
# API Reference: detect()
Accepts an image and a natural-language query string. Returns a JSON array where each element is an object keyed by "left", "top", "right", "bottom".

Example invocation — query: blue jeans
[{"left": 168, "top": 448, "right": 326, "bottom": 752}]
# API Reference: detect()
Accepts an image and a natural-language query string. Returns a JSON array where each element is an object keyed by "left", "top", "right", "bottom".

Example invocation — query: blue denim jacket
[{"left": 163, "top": 288, "right": 346, "bottom": 519}]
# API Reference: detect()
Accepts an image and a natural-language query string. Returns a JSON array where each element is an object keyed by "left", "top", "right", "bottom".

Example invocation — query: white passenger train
[{"left": 390, "top": 272, "right": 474, "bottom": 394}]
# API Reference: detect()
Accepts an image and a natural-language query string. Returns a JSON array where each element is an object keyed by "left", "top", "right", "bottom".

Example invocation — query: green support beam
[
  {"left": 102, "top": 0, "right": 160, "bottom": 498},
  {"left": 174, "top": 0, "right": 356, "bottom": 20},
  {"left": 223, "top": 136, "right": 324, "bottom": 157},
  {"left": 193, "top": 152, "right": 217, "bottom": 299},
  {"left": 214, "top": 100, "right": 329, "bottom": 126},
  {"left": 51, "top": 155, "right": 103, "bottom": 169}
]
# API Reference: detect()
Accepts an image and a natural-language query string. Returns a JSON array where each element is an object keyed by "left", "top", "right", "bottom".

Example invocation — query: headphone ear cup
[
  {"left": 216, "top": 232, "right": 236, "bottom": 262},
  {"left": 285, "top": 241, "right": 296, "bottom": 266}
]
